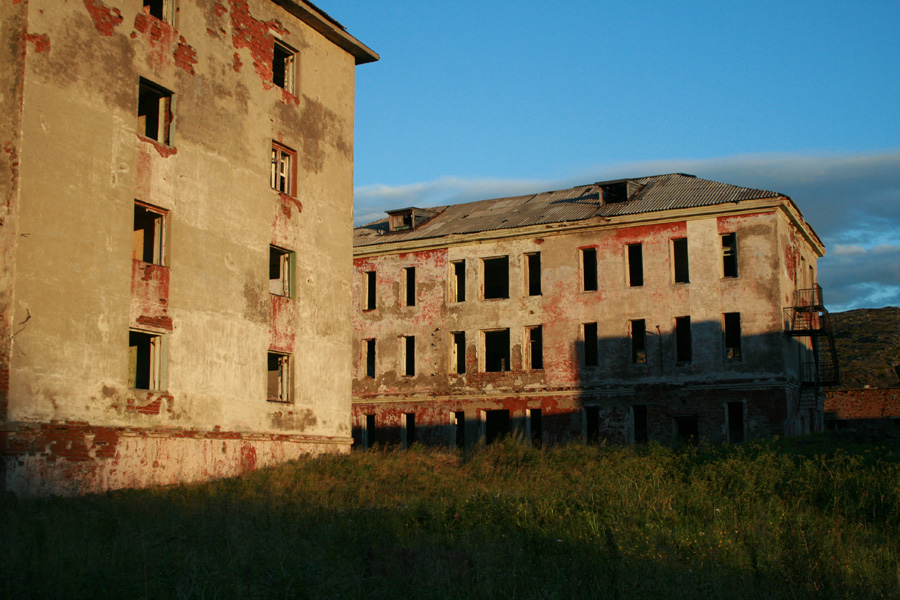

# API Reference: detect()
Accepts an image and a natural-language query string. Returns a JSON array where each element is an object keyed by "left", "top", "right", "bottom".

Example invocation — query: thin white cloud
[{"left": 353, "top": 149, "right": 900, "bottom": 311}]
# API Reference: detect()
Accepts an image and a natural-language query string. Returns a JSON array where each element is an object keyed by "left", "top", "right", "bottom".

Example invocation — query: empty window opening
[
  {"left": 403, "top": 413, "right": 416, "bottom": 448},
  {"left": 484, "top": 409, "right": 510, "bottom": 445},
  {"left": 270, "top": 143, "right": 295, "bottom": 195},
  {"left": 454, "top": 410, "right": 466, "bottom": 448},
  {"left": 675, "top": 316, "right": 692, "bottom": 363},
  {"left": 272, "top": 39, "right": 295, "bottom": 93},
  {"left": 627, "top": 244, "right": 643, "bottom": 287},
  {"left": 403, "top": 267, "right": 416, "bottom": 307},
  {"left": 673, "top": 238, "right": 689, "bottom": 284},
  {"left": 584, "top": 405, "right": 600, "bottom": 444},
  {"left": 364, "top": 414, "right": 376, "bottom": 449},
  {"left": 674, "top": 415, "right": 699, "bottom": 443},
  {"left": 724, "top": 312, "right": 742, "bottom": 360},
  {"left": 722, "top": 233, "right": 738, "bottom": 278},
  {"left": 403, "top": 336, "right": 415, "bottom": 376},
  {"left": 133, "top": 203, "right": 165, "bottom": 265},
  {"left": 631, "top": 319, "right": 647, "bottom": 364},
  {"left": 142, "top": 0, "right": 173, "bottom": 22},
  {"left": 727, "top": 402, "right": 745, "bottom": 443},
  {"left": 633, "top": 405, "right": 648, "bottom": 444},
  {"left": 581, "top": 248, "right": 598, "bottom": 291},
  {"left": 364, "top": 271, "right": 376, "bottom": 310},
  {"left": 483, "top": 329, "right": 510, "bottom": 372},
  {"left": 483, "top": 256, "right": 509, "bottom": 299},
  {"left": 525, "top": 252, "right": 542, "bottom": 296},
  {"left": 528, "top": 408, "right": 542, "bottom": 448},
  {"left": 267, "top": 352, "right": 291, "bottom": 402},
  {"left": 137, "top": 78, "right": 172, "bottom": 144},
  {"left": 452, "top": 332, "right": 466, "bottom": 374},
  {"left": 583, "top": 322, "right": 598, "bottom": 367},
  {"left": 269, "top": 246, "right": 293, "bottom": 297},
  {"left": 451, "top": 260, "right": 466, "bottom": 302},
  {"left": 526, "top": 325, "right": 543, "bottom": 370},
  {"left": 128, "top": 330, "right": 163, "bottom": 390},
  {"left": 364, "top": 339, "right": 376, "bottom": 379}
]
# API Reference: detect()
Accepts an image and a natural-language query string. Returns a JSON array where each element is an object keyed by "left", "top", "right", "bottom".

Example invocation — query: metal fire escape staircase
[{"left": 783, "top": 285, "right": 840, "bottom": 410}]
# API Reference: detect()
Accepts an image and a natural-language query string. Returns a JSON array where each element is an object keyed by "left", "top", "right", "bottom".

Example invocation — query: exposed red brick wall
[
  {"left": 825, "top": 388, "right": 900, "bottom": 420},
  {"left": 83, "top": 0, "right": 123, "bottom": 37}
]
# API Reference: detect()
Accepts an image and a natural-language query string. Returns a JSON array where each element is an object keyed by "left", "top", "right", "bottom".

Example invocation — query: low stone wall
[
  {"left": 824, "top": 388, "right": 900, "bottom": 421},
  {"left": 1, "top": 422, "right": 351, "bottom": 497}
]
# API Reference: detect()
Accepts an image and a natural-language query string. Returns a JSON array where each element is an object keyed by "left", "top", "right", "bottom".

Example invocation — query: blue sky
[{"left": 324, "top": 0, "right": 900, "bottom": 312}]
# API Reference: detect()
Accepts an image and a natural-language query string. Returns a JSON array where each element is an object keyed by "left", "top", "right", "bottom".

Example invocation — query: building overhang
[{"left": 272, "top": 0, "right": 379, "bottom": 65}]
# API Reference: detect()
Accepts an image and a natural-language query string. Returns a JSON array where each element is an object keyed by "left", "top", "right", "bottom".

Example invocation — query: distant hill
[{"left": 829, "top": 307, "right": 900, "bottom": 389}]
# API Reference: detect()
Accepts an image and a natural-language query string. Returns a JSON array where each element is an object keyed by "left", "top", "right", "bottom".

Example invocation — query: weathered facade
[
  {"left": 1, "top": 0, "right": 377, "bottom": 496},
  {"left": 352, "top": 174, "right": 836, "bottom": 447}
]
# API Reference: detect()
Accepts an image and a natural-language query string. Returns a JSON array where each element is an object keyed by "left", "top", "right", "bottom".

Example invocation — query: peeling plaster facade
[
  {"left": 1, "top": 0, "right": 377, "bottom": 496},
  {"left": 351, "top": 176, "right": 829, "bottom": 448}
]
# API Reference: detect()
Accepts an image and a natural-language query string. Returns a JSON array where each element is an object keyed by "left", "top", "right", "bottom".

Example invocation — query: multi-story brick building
[
  {"left": 1, "top": 0, "right": 376, "bottom": 495},
  {"left": 351, "top": 174, "right": 837, "bottom": 448}
]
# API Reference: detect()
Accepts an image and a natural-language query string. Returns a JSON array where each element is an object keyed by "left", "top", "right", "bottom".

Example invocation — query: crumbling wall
[{"left": 825, "top": 388, "right": 900, "bottom": 421}]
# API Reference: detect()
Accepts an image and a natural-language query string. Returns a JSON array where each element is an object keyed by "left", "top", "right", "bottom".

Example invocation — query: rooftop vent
[{"left": 386, "top": 207, "right": 439, "bottom": 232}]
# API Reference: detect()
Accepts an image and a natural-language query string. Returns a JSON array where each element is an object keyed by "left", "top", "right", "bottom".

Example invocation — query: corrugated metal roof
[{"left": 354, "top": 173, "right": 783, "bottom": 248}]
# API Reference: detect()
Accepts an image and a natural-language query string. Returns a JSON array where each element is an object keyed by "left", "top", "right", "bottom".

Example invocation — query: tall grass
[{"left": 2, "top": 435, "right": 899, "bottom": 599}]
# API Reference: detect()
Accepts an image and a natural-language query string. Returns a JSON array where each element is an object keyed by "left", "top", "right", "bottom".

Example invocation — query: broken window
[
  {"left": 137, "top": 78, "right": 172, "bottom": 144},
  {"left": 484, "top": 409, "right": 510, "bottom": 445},
  {"left": 403, "top": 336, "right": 415, "bottom": 376},
  {"left": 133, "top": 202, "right": 166, "bottom": 265},
  {"left": 363, "top": 339, "right": 376, "bottom": 379},
  {"left": 451, "top": 260, "right": 466, "bottom": 302},
  {"left": 269, "top": 245, "right": 293, "bottom": 297},
  {"left": 633, "top": 405, "right": 648, "bottom": 444},
  {"left": 270, "top": 142, "right": 296, "bottom": 196},
  {"left": 272, "top": 39, "right": 296, "bottom": 93},
  {"left": 142, "top": 0, "right": 174, "bottom": 23},
  {"left": 672, "top": 237, "right": 689, "bottom": 284},
  {"left": 454, "top": 410, "right": 466, "bottom": 448},
  {"left": 267, "top": 351, "right": 292, "bottom": 402},
  {"left": 403, "top": 267, "right": 416, "bottom": 307},
  {"left": 128, "top": 330, "right": 164, "bottom": 390},
  {"left": 525, "top": 252, "right": 542, "bottom": 296},
  {"left": 583, "top": 322, "right": 598, "bottom": 367},
  {"left": 724, "top": 312, "right": 742, "bottom": 360},
  {"left": 584, "top": 405, "right": 600, "bottom": 444},
  {"left": 631, "top": 319, "right": 647, "bottom": 364},
  {"left": 526, "top": 325, "right": 543, "bottom": 370},
  {"left": 581, "top": 248, "right": 598, "bottom": 291},
  {"left": 722, "top": 233, "right": 738, "bottom": 278},
  {"left": 364, "top": 271, "right": 376, "bottom": 310},
  {"left": 483, "top": 329, "right": 510, "bottom": 372},
  {"left": 451, "top": 331, "right": 466, "bottom": 374},
  {"left": 627, "top": 243, "right": 643, "bottom": 287},
  {"left": 364, "top": 414, "right": 376, "bottom": 449},
  {"left": 528, "top": 408, "right": 542, "bottom": 448},
  {"left": 727, "top": 402, "right": 744, "bottom": 443},
  {"left": 483, "top": 256, "right": 509, "bottom": 299},
  {"left": 675, "top": 316, "right": 692, "bottom": 363},
  {"left": 674, "top": 415, "right": 699, "bottom": 443},
  {"left": 403, "top": 413, "right": 416, "bottom": 448}
]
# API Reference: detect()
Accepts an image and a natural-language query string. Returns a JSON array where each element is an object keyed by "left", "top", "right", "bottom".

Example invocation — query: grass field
[{"left": 3, "top": 432, "right": 900, "bottom": 599}]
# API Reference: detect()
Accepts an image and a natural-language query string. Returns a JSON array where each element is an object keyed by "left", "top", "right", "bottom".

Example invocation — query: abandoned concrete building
[
  {"left": 352, "top": 174, "right": 839, "bottom": 448},
  {"left": 1, "top": 0, "right": 377, "bottom": 495}
]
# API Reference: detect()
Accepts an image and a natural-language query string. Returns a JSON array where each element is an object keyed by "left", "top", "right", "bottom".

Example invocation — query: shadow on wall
[{"left": 352, "top": 318, "right": 815, "bottom": 449}]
